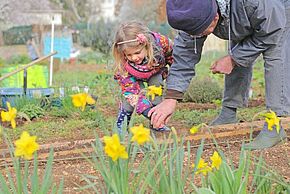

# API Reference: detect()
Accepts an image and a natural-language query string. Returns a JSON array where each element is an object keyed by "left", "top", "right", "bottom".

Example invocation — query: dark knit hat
[{"left": 166, "top": 0, "right": 218, "bottom": 35}]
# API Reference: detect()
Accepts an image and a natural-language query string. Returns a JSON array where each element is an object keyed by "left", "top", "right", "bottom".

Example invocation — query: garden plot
[
  {"left": 0, "top": 53, "right": 289, "bottom": 193},
  {"left": 1, "top": 117, "right": 289, "bottom": 193}
]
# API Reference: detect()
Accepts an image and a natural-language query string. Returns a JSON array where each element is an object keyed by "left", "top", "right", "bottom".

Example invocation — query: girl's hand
[
  {"left": 148, "top": 99, "right": 177, "bottom": 128},
  {"left": 210, "top": 55, "right": 235, "bottom": 74}
]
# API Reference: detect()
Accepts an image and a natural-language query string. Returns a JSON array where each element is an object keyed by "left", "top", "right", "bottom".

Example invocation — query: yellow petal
[
  {"left": 6, "top": 102, "right": 12, "bottom": 111},
  {"left": 197, "top": 158, "right": 208, "bottom": 169},
  {"left": 71, "top": 94, "right": 84, "bottom": 107},
  {"left": 86, "top": 95, "right": 96, "bottom": 105},
  {"left": 118, "top": 146, "right": 129, "bottom": 159},
  {"left": 71, "top": 93, "right": 88, "bottom": 111},
  {"left": 130, "top": 124, "right": 151, "bottom": 145},
  {"left": 147, "top": 85, "right": 163, "bottom": 100},
  {"left": 190, "top": 126, "right": 199, "bottom": 134},
  {"left": 151, "top": 93, "right": 155, "bottom": 101},
  {"left": 197, "top": 166, "right": 212, "bottom": 176},
  {"left": 72, "top": 98, "right": 82, "bottom": 107},
  {"left": 265, "top": 118, "right": 274, "bottom": 131},
  {"left": 104, "top": 134, "right": 128, "bottom": 161},
  {"left": 1, "top": 111, "right": 10, "bottom": 122},
  {"left": 11, "top": 119, "right": 16, "bottom": 129},
  {"left": 210, "top": 151, "right": 222, "bottom": 170},
  {"left": 11, "top": 108, "right": 17, "bottom": 119},
  {"left": 155, "top": 86, "right": 163, "bottom": 96},
  {"left": 261, "top": 110, "right": 281, "bottom": 132},
  {"left": 190, "top": 124, "right": 202, "bottom": 134},
  {"left": 14, "top": 131, "right": 39, "bottom": 160},
  {"left": 1, "top": 104, "right": 17, "bottom": 128},
  {"left": 193, "top": 158, "right": 212, "bottom": 176}
]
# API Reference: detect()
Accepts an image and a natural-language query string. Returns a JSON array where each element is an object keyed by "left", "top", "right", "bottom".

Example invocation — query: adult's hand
[
  {"left": 210, "top": 55, "right": 235, "bottom": 74},
  {"left": 148, "top": 99, "right": 177, "bottom": 128}
]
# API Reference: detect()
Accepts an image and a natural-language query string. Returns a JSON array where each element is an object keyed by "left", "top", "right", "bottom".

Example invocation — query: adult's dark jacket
[{"left": 166, "top": 0, "right": 289, "bottom": 99}]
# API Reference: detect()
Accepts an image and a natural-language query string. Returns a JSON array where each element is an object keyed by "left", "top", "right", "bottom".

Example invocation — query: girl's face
[{"left": 124, "top": 46, "right": 147, "bottom": 65}]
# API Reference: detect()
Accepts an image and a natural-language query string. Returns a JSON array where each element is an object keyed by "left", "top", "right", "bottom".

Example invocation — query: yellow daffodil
[
  {"left": 130, "top": 124, "right": 151, "bottom": 145},
  {"left": 190, "top": 123, "right": 206, "bottom": 134},
  {"left": 192, "top": 158, "right": 212, "bottom": 176},
  {"left": 210, "top": 151, "right": 222, "bottom": 170},
  {"left": 1, "top": 102, "right": 17, "bottom": 128},
  {"left": 190, "top": 125, "right": 200, "bottom": 134},
  {"left": 71, "top": 93, "right": 95, "bottom": 111},
  {"left": 147, "top": 85, "right": 162, "bottom": 100},
  {"left": 104, "top": 134, "right": 128, "bottom": 161},
  {"left": 260, "top": 110, "right": 280, "bottom": 132},
  {"left": 14, "top": 131, "right": 39, "bottom": 160}
]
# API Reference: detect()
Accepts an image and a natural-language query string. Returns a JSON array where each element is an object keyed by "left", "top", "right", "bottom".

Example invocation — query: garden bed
[{"left": 1, "top": 117, "right": 289, "bottom": 193}]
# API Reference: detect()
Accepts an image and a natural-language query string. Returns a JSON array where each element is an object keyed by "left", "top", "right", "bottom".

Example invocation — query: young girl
[{"left": 112, "top": 21, "right": 173, "bottom": 134}]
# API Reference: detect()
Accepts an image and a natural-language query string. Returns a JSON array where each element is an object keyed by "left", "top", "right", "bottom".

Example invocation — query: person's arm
[
  {"left": 149, "top": 31, "right": 207, "bottom": 127},
  {"left": 230, "top": 0, "right": 286, "bottom": 67}
]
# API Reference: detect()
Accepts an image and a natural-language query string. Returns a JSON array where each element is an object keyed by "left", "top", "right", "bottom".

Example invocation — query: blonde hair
[{"left": 112, "top": 21, "right": 155, "bottom": 74}]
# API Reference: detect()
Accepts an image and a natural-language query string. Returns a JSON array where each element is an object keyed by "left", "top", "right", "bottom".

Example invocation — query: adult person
[
  {"left": 148, "top": 0, "right": 290, "bottom": 149},
  {"left": 26, "top": 36, "right": 39, "bottom": 61}
]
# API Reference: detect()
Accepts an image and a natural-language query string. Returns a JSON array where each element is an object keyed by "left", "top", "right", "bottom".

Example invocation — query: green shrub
[
  {"left": 48, "top": 106, "right": 73, "bottom": 118},
  {"left": 6, "top": 55, "right": 31, "bottom": 65},
  {"left": 0, "top": 57, "right": 5, "bottom": 66},
  {"left": 12, "top": 97, "right": 40, "bottom": 110},
  {"left": 79, "top": 109, "right": 107, "bottom": 128},
  {"left": 183, "top": 77, "right": 222, "bottom": 103},
  {"left": 2, "top": 25, "right": 32, "bottom": 45},
  {"left": 79, "top": 19, "right": 117, "bottom": 55},
  {"left": 173, "top": 109, "right": 218, "bottom": 126},
  {"left": 19, "top": 104, "right": 45, "bottom": 120},
  {"left": 77, "top": 51, "right": 108, "bottom": 65}
]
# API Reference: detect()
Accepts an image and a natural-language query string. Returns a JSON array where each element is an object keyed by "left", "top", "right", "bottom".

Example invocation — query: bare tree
[
  {"left": 51, "top": 0, "right": 103, "bottom": 24},
  {"left": 0, "top": 0, "right": 55, "bottom": 31},
  {"left": 118, "top": 0, "right": 160, "bottom": 23},
  {"left": 0, "top": 0, "right": 15, "bottom": 30},
  {"left": 114, "top": 0, "right": 124, "bottom": 17}
]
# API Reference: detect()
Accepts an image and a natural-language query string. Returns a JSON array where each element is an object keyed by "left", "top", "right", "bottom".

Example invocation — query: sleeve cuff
[{"left": 165, "top": 89, "right": 184, "bottom": 100}]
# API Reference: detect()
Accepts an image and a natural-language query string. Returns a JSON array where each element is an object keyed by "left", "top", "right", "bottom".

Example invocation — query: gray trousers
[
  {"left": 122, "top": 73, "right": 164, "bottom": 112},
  {"left": 223, "top": 5, "right": 290, "bottom": 116}
]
